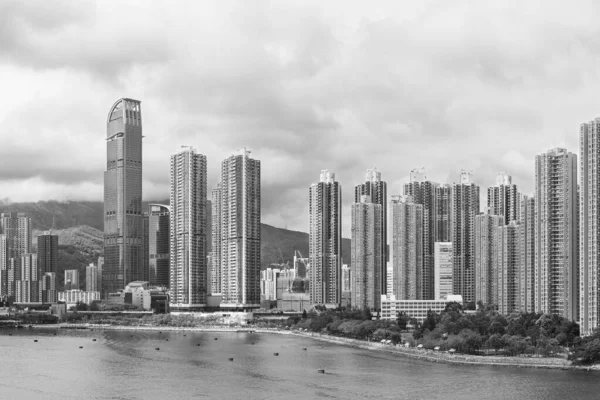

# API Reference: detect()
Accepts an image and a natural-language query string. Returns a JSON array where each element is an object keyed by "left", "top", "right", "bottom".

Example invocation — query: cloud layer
[{"left": 1, "top": 0, "right": 599, "bottom": 235}]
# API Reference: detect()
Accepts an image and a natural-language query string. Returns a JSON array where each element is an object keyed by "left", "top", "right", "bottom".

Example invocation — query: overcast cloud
[{"left": 1, "top": 0, "right": 599, "bottom": 236}]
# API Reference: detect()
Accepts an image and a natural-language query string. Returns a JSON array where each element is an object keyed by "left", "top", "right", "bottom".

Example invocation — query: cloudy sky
[{"left": 1, "top": 0, "right": 599, "bottom": 236}]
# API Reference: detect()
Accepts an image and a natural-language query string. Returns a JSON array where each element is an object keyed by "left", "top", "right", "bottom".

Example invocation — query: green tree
[
  {"left": 397, "top": 311, "right": 409, "bottom": 330},
  {"left": 302, "top": 310, "right": 307, "bottom": 319}
]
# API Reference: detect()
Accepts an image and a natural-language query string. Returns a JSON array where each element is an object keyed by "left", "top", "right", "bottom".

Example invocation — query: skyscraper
[
  {"left": 487, "top": 173, "right": 519, "bottom": 224},
  {"left": 148, "top": 204, "right": 170, "bottom": 287},
  {"left": 169, "top": 148, "right": 208, "bottom": 311},
  {"left": 220, "top": 149, "right": 261, "bottom": 310},
  {"left": 355, "top": 168, "right": 387, "bottom": 292},
  {"left": 474, "top": 213, "right": 503, "bottom": 307},
  {"left": 103, "top": 98, "right": 144, "bottom": 298},
  {"left": 16, "top": 253, "right": 38, "bottom": 303},
  {"left": 452, "top": 171, "right": 481, "bottom": 304},
  {"left": 404, "top": 168, "right": 438, "bottom": 299},
  {"left": 86, "top": 263, "right": 99, "bottom": 292},
  {"left": 434, "top": 242, "right": 453, "bottom": 300},
  {"left": 64, "top": 269, "right": 79, "bottom": 291},
  {"left": 535, "top": 148, "right": 578, "bottom": 320},
  {"left": 519, "top": 195, "right": 535, "bottom": 313},
  {"left": 435, "top": 184, "right": 452, "bottom": 242},
  {"left": 580, "top": 120, "right": 600, "bottom": 334},
  {"left": 497, "top": 221, "right": 520, "bottom": 315},
  {"left": 0, "top": 235, "right": 7, "bottom": 299},
  {"left": 390, "top": 195, "right": 423, "bottom": 299},
  {"left": 211, "top": 183, "right": 222, "bottom": 295},
  {"left": 0, "top": 213, "right": 32, "bottom": 298},
  {"left": 40, "top": 272, "right": 56, "bottom": 303},
  {"left": 350, "top": 195, "right": 383, "bottom": 311},
  {"left": 37, "top": 232, "right": 58, "bottom": 274},
  {"left": 309, "top": 170, "right": 342, "bottom": 306}
]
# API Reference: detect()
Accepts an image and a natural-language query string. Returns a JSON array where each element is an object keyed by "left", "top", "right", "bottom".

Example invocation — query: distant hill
[{"left": 1, "top": 201, "right": 351, "bottom": 283}]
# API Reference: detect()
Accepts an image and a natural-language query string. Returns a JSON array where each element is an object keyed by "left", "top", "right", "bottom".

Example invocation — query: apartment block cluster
[
  {"left": 308, "top": 116, "right": 600, "bottom": 335},
  {"left": 102, "top": 98, "right": 261, "bottom": 312}
]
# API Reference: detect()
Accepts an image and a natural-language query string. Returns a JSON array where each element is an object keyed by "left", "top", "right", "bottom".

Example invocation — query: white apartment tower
[
  {"left": 452, "top": 171, "right": 481, "bottom": 304},
  {"left": 535, "top": 148, "right": 578, "bottom": 320},
  {"left": 86, "top": 263, "right": 99, "bottom": 292},
  {"left": 434, "top": 242, "right": 453, "bottom": 300},
  {"left": 350, "top": 195, "right": 383, "bottom": 311},
  {"left": 220, "top": 149, "right": 261, "bottom": 310},
  {"left": 169, "top": 147, "right": 208, "bottom": 310},
  {"left": 309, "top": 170, "right": 342, "bottom": 306},
  {"left": 390, "top": 195, "right": 423, "bottom": 300},
  {"left": 580, "top": 119, "right": 600, "bottom": 334}
]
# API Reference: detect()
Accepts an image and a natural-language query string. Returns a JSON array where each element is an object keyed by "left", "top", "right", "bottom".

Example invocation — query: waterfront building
[
  {"left": 309, "top": 170, "right": 342, "bottom": 306},
  {"left": 404, "top": 168, "right": 438, "bottom": 299},
  {"left": 58, "top": 290, "right": 100, "bottom": 307},
  {"left": 452, "top": 171, "right": 481, "bottom": 304},
  {"left": 434, "top": 242, "right": 453, "bottom": 300},
  {"left": 474, "top": 213, "right": 504, "bottom": 307},
  {"left": 380, "top": 294, "right": 463, "bottom": 323},
  {"left": 169, "top": 147, "right": 208, "bottom": 311},
  {"left": 390, "top": 195, "right": 423, "bottom": 299},
  {"left": 355, "top": 168, "right": 387, "bottom": 292},
  {"left": 0, "top": 213, "right": 32, "bottom": 297},
  {"left": 37, "top": 232, "right": 58, "bottom": 274},
  {"left": 580, "top": 120, "right": 600, "bottom": 334},
  {"left": 15, "top": 253, "right": 38, "bottom": 303},
  {"left": 260, "top": 268, "right": 280, "bottom": 301},
  {"left": 519, "top": 196, "right": 535, "bottom": 313},
  {"left": 535, "top": 148, "right": 578, "bottom": 320},
  {"left": 40, "top": 272, "right": 57, "bottom": 303},
  {"left": 86, "top": 263, "right": 99, "bottom": 292},
  {"left": 64, "top": 269, "right": 79, "bottom": 291},
  {"left": 220, "top": 149, "right": 261, "bottom": 310},
  {"left": 148, "top": 204, "right": 170, "bottom": 287},
  {"left": 497, "top": 221, "right": 520, "bottom": 315},
  {"left": 103, "top": 98, "right": 144, "bottom": 298},
  {"left": 351, "top": 195, "right": 383, "bottom": 311},
  {"left": 487, "top": 173, "right": 519, "bottom": 224}
]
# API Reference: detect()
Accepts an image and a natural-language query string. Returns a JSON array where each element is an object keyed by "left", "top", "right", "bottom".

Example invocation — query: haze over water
[{"left": 1, "top": 329, "right": 599, "bottom": 399}]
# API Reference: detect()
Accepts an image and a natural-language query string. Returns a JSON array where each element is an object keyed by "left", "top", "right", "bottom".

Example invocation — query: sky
[{"left": 1, "top": 0, "right": 599, "bottom": 236}]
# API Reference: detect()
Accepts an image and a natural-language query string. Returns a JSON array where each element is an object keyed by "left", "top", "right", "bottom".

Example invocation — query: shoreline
[{"left": 22, "top": 323, "right": 599, "bottom": 371}]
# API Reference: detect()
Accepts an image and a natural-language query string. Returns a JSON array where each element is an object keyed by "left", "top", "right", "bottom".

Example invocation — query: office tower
[
  {"left": 487, "top": 173, "right": 519, "bottom": 224},
  {"left": 434, "top": 242, "right": 453, "bottom": 300},
  {"left": 535, "top": 148, "right": 578, "bottom": 320},
  {"left": 40, "top": 272, "right": 56, "bottom": 303},
  {"left": 390, "top": 195, "right": 423, "bottom": 299},
  {"left": 341, "top": 264, "right": 351, "bottom": 293},
  {"left": 404, "top": 168, "right": 438, "bottom": 299},
  {"left": 581, "top": 120, "right": 600, "bottom": 334},
  {"left": 142, "top": 212, "right": 149, "bottom": 282},
  {"left": 64, "top": 269, "right": 79, "bottom": 291},
  {"left": 309, "top": 170, "right": 342, "bottom": 306},
  {"left": 103, "top": 98, "right": 144, "bottom": 298},
  {"left": 474, "top": 213, "right": 504, "bottom": 306},
  {"left": 0, "top": 213, "right": 32, "bottom": 297},
  {"left": 37, "top": 232, "right": 58, "bottom": 274},
  {"left": 16, "top": 253, "right": 38, "bottom": 303},
  {"left": 435, "top": 184, "right": 452, "bottom": 242},
  {"left": 355, "top": 168, "right": 387, "bottom": 292},
  {"left": 519, "top": 195, "right": 535, "bottom": 313},
  {"left": 169, "top": 147, "right": 208, "bottom": 310},
  {"left": 148, "top": 204, "right": 170, "bottom": 287},
  {"left": 351, "top": 195, "right": 383, "bottom": 311},
  {"left": 86, "top": 263, "right": 99, "bottom": 292},
  {"left": 452, "top": 171, "right": 481, "bottom": 304},
  {"left": 497, "top": 221, "right": 520, "bottom": 315},
  {"left": 220, "top": 149, "right": 261, "bottom": 310},
  {"left": 211, "top": 183, "right": 222, "bottom": 295}
]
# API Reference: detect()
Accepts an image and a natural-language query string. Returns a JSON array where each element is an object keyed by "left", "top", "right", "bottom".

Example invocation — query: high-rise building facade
[
  {"left": 434, "top": 242, "right": 453, "bottom": 300},
  {"left": 487, "top": 173, "right": 519, "bottom": 225},
  {"left": 309, "top": 170, "right": 342, "bottom": 306},
  {"left": 435, "top": 184, "right": 452, "bottom": 242},
  {"left": 148, "top": 204, "right": 170, "bottom": 287},
  {"left": 355, "top": 168, "right": 387, "bottom": 292},
  {"left": 37, "top": 232, "right": 58, "bottom": 274},
  {"left": 169, "top": 148, "right": 208, "bottom": 310},
  {"left": 220, "top": 149, "right": 261, "bottom": 310},
  {"left": 497, "top": 221, "right": 520, "bottom": 315},
  {"left": 0, "top": 213, "right": 32, "bottom": 298},
  {"left": 404, "top": 168, "right": 438, "bottom": 299},
  {"left": 16, "top": 253, "right": 38, "bottom": 303},
  {"left": 351, "top": 195, "right": 383, "bottom": 311},
  {"left": 342, "top": 264, "right": 351, "bottom": 293},
  {"left": 535, "top": 148, "right": 578, "bottom": 320},
  {"left": 40, "top": 272, "right": 56, "bottom": 303},
  {"left": 580, "top": 119, "right": 600, "bottom": 334},
  {"left": 64, "top": 269, "right": 79, "bottom": 291},
  {"left": 452, "top": 171, "right": 481, "bottom": 304},
  {"left": 211, "top": 183, "right": 222, "bottom": 295},
  {"left": 519, "top": 195, "right": 535, "bottom": 313},
  {"left": 390, "top": 195, "right": 423, "bottom": 300},
  {"left": 103, "top": 98, "right": 144, "bottom": 298},
  {"left": 86, "top": 263, "right": 99, "bottom": 292},
  {"left": 474, "top": 213, "right": 503, "bottom": 306}
]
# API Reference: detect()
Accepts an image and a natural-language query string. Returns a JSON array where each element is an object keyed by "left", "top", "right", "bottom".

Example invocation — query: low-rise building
[
  {"left": 380, "top": 294, "right": 463, "bottom": 323},
  {"left": 58, "top": 290, "right": 100, "bottom": 307}
]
